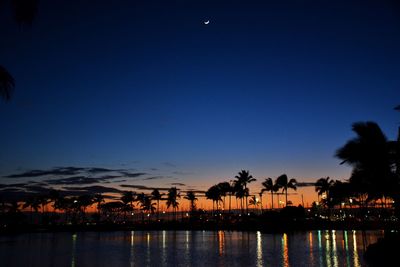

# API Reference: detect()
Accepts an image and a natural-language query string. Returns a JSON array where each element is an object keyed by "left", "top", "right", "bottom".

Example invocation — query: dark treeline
[{"left": 1, "top": 107, "right": 400, "bottom": 231}]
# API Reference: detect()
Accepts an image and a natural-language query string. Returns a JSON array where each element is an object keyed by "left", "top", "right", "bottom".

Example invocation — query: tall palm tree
[
  {"left": 139, "top": 195, "right": 156, "bottom": 222},
  {"left": 121, "top": 191, "right": 135, "bottom": 210},
  {"left": 232, "top": 180, "right": 243, "bottom": 213},
  {"left": 166, "top": 187, "right": 180, "bottom": 221},
  {"left": 184, "top": 191, "right": 198, "bottom": 214},
  {"left": 93, "top": 194, "right": 104, "bottom": 220},
  {"left": 23, "top": 196, "right": 40, "bottom": 223},
  {"left": 315, "top": 177, "right": 335, "bottom": 204},
  {"left": 1, "top": 0, "right": 39, "bottom": 101},
  {"left": 217, "top": 182, "right": 231, "bottom": 212},
  {"left": 248, "top": 196, "right": 260, "bottom": 213},
  {"left": 336, "top": 121, "right": 397, "bottom": 204},
  {"left": 275, "top": 174, "right": 297, "bottom": 207},
  {"left": 121, "top": 191, "right": 135, "bottom": 222},
  {"left": 77, "top": 194, "right": 93, "bottom": 222},
  {"left": 234, "top": 170, "right": 256, "bottom": 213},
  {"left": 261, "top": 177, "right": 279, "bottom": 210},
  {"left": 151, "top": 189, "right": 163, "bottom": 220},
  {"left": 205, "top": 185, "right": 222, "bottom": 215}
]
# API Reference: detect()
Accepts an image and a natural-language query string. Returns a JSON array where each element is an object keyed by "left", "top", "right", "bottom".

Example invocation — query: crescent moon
[{"left": 204, "top": 20, "right": 210, "bottom": 25}]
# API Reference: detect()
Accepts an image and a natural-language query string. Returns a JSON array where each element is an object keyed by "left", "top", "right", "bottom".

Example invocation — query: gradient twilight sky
[{"left": 1, "top": 0, "right": 400, "bottom": 206}]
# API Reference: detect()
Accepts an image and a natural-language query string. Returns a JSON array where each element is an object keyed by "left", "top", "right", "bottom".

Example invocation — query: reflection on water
[
  {"left": 71, "top": 233, "right": 77, "bottom": 267},
  {"left": 256, "top": 231, "right": 263, "bottom": 267},
  {"left": 218, "top": 230, "right": 225, "bottom": 256},
  {"left": 282, "top": 233, "right": 289, "bottom": 267},
  {"left": 0, "top": 230, "right": 383, "bottom": 267}
]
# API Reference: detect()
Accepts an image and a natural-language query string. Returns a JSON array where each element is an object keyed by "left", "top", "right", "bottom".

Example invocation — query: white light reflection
[
  {"left": 318, "top": 230, "right": 323, "bottom": 266},
  {"left": 71, "top": 233, "right": 77, "bottom": 267},
  {"left": 325, "top": 230, "right": 331, "bottom": 267},
  {"left": 256, "top": 231, "right": 263, "bottom": 267},
  {"left": 353, "top": 231, "right": 361, "bottom": 267},
  {"left": 332, "top": 230, "right": 338, "bottom": 267},
  {"left": 162, "top": 230, "right": 167, "bottom": 266},
  {"left": 344, "top": 231, "right": 351, "bottom": 267},
  {"left": 185, "top": 230, "right": 189, "bottom": 250}
]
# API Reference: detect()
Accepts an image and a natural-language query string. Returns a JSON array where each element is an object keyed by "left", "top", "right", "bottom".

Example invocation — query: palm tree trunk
[
  {"left": 277, "top": 194, "right": 280, "bottom": 208},
  {"left": 157, "top": 200, "right": 159, "bottom": 221},
  {"left": 271, "top": 192, "right": 274, "bottom": 210},
  {"left": 285, "top": 188, "right": 288, "bottom": 207},
  {"left": 229, "top": 194, "right": 231, "bottom": 213}
]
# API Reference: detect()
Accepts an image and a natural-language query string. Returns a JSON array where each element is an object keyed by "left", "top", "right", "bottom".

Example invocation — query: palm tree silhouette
[
  {"left": 1, "top": 0, "right": 39, "bottom": 101},
  {"left": 0, "top": 66, "right": 15, "bottom": 101},
  {"left": 261, "top": 177, "right": 279, "bottom": 209},
  {"left": 275, "top": 174, "right": 297, "bottom": 207},
  {"left": 248, "top": 196, "right": 260, "bottom": 213},
  {"left": 234, "top": 170, "right": 256, "bottom": 213},
  {"left": 139, "top": 195, "right": 156, "bottom": 222},
  {"left": 77, "top": 194, "right": 93, "bottom": 222},
  {"left": 23, "top": 196, "right": 40, "bottom": 223},
  {"left": 93, "top": 193, "right": 104, "bottom": 221},
  {"left": 336, "top": 121, "right": 396, "bottom": 205},
  {"left": 166, "top": 187, "right": 180, "bottom": 221},
  {"left": 217, "top": 182, "right": 231, "bottom": 212},
  {"left": 315, "top": 177, "right": 334, "bottom": 204},
  {"left": 206, "top": 185, "right": 222, "bottom": 215},
  {"left": 121, "top": 191, "right": 135, "bottom": 221},
  {"left": 184, "top": 191, "right": 198, "bottom": 214},
  {"left": 151, "top": 189, "right": 163, "bottom": 221},
  {"left": 232, "top": 180, "right": 245, "bottom": 213}
]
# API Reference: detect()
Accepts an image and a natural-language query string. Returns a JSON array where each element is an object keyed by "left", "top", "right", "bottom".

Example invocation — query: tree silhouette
[
  {"left": 234, "top": 170, "right": 256, "bottom": 213},
  {"left": 1, "top": 0, "right": 39, "bottom": 101},
  {"left": 93, "top": 193, "right": 104, "bottom": 221},
  {"left": 139, "top": 195, "right": 156, "bottom": 222},
  {"left": 151, "top": 189, "right": 163, "bottom": 221},
  {"left": 315, "top": 177, "right": 334, "bottom": 204},
  {"left": 166, "top": 187, "right": 180, "bottom": 221},
  {"left": 248, "top": 196, "right": 260, "bottom": 213},
  {"left": 206, "top": 185, "right": 222, "bottom": 215},
  {"left": 275, "top": 174, "right": 297, "bottom": 207},
  {"left": 336, "top": 121, "right": 397, "bottom": 205},
  {"left": 121, "top": 191, "right": 135, "bottom": 221},
  {"left": 0, "top": 66, "right": 15, "bottom": 101},
  {"left": 184, "top": 191, "right": 198, "bottom": 214},
  {"left": 217, "top": 182, "right": 231, "bottom": 212},
  {"left": 23, "top": 196, "right": 40, "bottom": 223},
  {"left": 261, "top": 177, "right": 279, "bottom": 209}
]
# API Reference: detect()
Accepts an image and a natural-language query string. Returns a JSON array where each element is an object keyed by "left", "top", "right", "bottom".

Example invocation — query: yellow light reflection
[
  {"left": 146, "top": 232, "right": 151, "bottom": 265},
  {"left": 353, "top": 231, "right": 361, "bottom": 267},
  {"left": 218, "top": 230, "right": 225, "bottom": 256},
  {"left": 282, "top": 233, "right": 289, "bottom": 267},
  {"left": 325, "top": 230, "right": 331, "bottom": 267},
  {"left": 256, "top": 231, "right": 263, "bottom": 267},
  {"left": 309, "top": 232, "right": 314, "bottom": 265},
  {"left": 130, "top": 231, "right": 135, "bottom": 267}
]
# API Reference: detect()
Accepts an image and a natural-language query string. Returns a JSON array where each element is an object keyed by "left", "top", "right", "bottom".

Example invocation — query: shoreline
[{"left": 1, "top": 219, "right": 397, "bottom": 234}]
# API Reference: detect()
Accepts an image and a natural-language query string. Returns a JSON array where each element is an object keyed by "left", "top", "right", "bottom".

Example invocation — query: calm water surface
[{"left": 0, "top": 230, "right": 383, "bottom": 267}]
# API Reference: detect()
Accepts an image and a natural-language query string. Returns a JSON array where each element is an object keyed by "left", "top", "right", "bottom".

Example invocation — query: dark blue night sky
[{"left": 1, "top": 0, "right": 400, "bottom": 201}]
